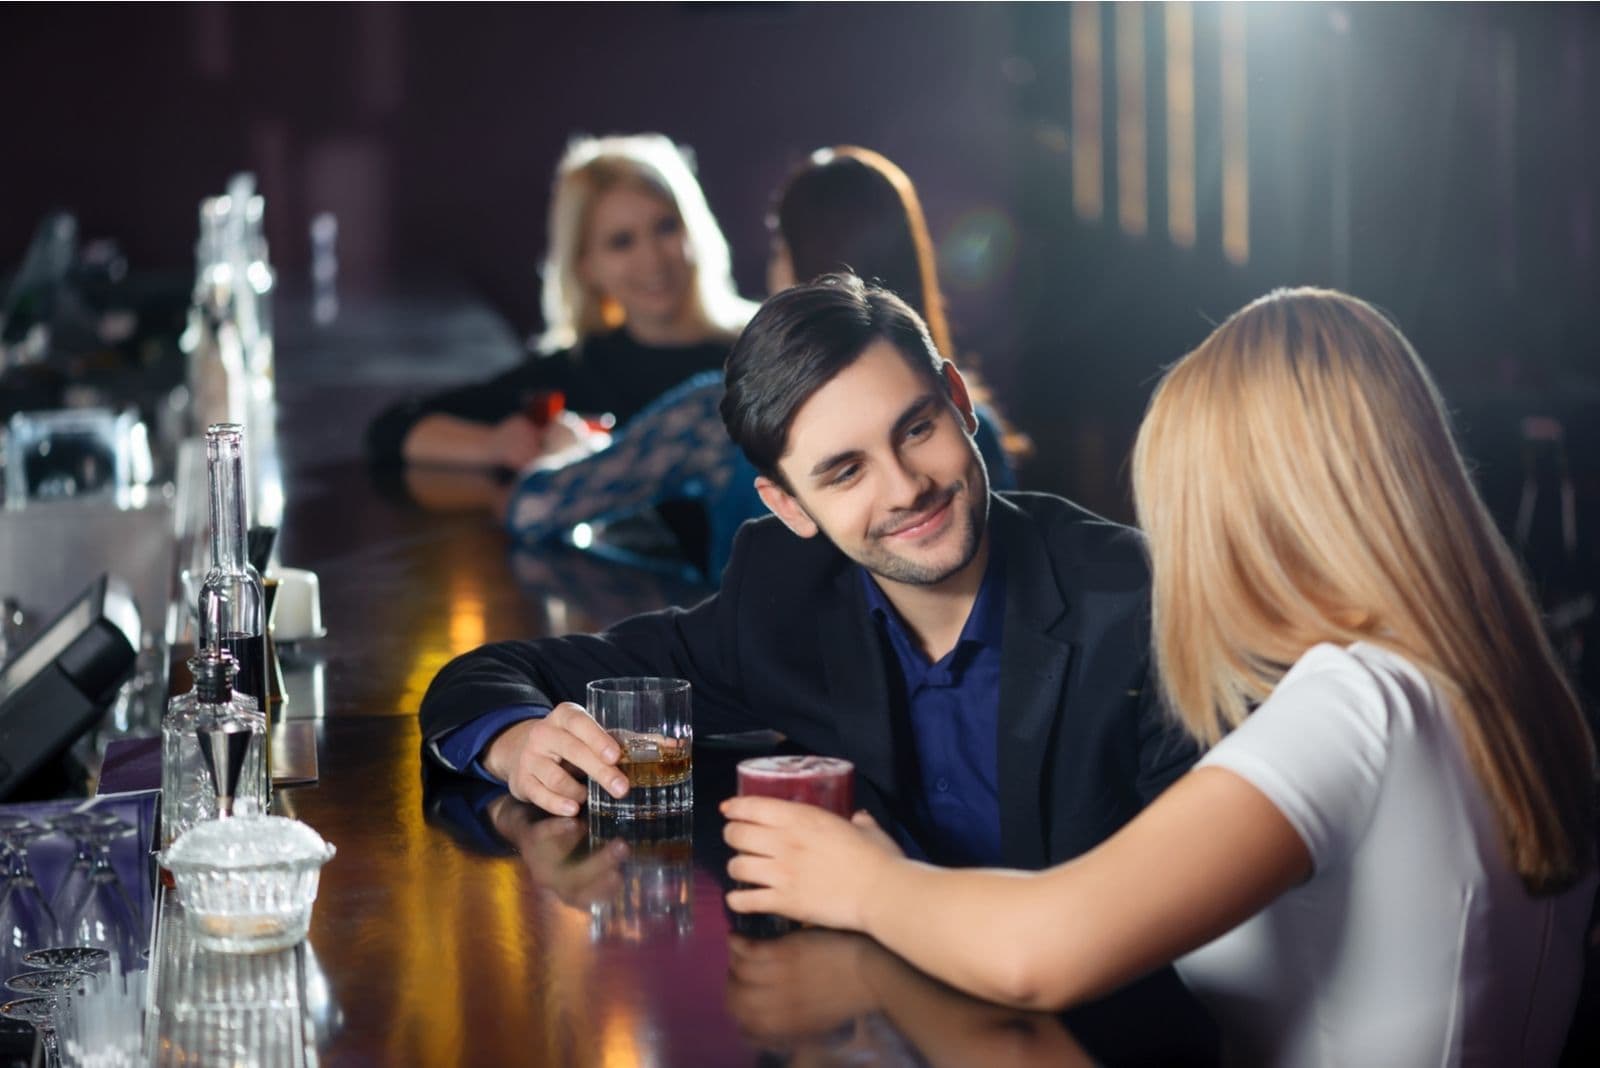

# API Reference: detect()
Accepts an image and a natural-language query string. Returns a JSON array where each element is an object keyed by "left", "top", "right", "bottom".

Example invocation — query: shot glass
[{"left": 586, "top": 678, "right": 693, "bottom": 819}]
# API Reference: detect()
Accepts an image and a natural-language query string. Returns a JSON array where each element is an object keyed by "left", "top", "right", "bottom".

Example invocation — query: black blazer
[{"left": 420, "top": 492, "right": 1199, "bottom": 870}]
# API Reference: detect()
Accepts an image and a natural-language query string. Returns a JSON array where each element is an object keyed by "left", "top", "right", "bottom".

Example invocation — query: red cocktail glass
[{"left": 736, "top": 756, "right": 855, "bottom": 816}]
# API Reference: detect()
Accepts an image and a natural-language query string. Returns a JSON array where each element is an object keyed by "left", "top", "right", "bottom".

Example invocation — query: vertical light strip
[
  {"left": 1165, "top": 2, "right": 1197, "bottom": 247},
  {"left": 1071, "top": 3, "right": 1104, "bottom": 222},
  {"left": 1494, "top": 29, "right": 1517, "bottom": 292},
  {"left": 1221, "top": 4, "right": 1250, "bottom": 265},
  {"left": 1116, "top": 3, "right": 1149, "bottom": 236}
]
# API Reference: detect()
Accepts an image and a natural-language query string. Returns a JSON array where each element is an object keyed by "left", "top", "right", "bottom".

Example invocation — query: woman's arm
[
  {"left": 724, "top": 766, "right": 1309, "bottom": 1012},
  {"left": 402, "top": 412, "right": 546, "bottom": 469},
  {"left": 504, "top": 376, "right": 731, "bottom": 542}
]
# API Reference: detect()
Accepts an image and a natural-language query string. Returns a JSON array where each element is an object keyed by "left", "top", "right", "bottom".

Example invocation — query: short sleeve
[{"left": 1199, "top": 645, "right": 1393, "bottom": 873}]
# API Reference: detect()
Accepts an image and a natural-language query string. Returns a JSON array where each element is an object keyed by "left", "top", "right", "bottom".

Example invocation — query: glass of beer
[
  {"left": 736, "top": 756, "right": 855, "bottom": 815},
  {"left": 587, "top": 678, "right": 693, "bottom": 818}
]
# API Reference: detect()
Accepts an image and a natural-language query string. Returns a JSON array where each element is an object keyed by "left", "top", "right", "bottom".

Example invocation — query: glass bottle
[
  {"left": 160, "top": 652, "right": 267, "bottom": 850},
  {"left": 197, "top": 423, "right": 271, "bottom": 778},
  {"left": 182, "top": 197, "right": 249, "bottom": 435}
]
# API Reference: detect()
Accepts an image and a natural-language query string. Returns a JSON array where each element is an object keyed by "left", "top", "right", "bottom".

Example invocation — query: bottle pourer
[{"left": 197, "top": 723, "right": 253, "bottom": 818}]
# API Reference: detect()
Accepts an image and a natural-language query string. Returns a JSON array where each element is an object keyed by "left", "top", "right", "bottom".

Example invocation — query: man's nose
[{"left": 882, "top": 457, "right": 933, "bottom": 511}]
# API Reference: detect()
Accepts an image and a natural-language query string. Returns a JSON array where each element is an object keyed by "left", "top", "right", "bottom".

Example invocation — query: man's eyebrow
[{"left": 805, "top": 392, "right": 940, "bottom": 480}]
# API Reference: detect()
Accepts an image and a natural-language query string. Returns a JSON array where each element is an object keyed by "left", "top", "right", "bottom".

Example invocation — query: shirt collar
[{"left": 859, "top": 540, "right": 1006, "bottom": 670}]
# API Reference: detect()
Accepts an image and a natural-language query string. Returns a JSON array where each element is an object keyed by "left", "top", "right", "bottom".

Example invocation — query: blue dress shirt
[{"left": 860, "top": 549, "right": 1006, "bottom": 867}]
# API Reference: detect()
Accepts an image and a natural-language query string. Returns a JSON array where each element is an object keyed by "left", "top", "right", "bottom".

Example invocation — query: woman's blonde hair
[
  {"left": 1132, "top": 287, "right": 1595, "bottom": 893},
  {"left": 537, "top": 133, "right": 754, "bottom": 352}
]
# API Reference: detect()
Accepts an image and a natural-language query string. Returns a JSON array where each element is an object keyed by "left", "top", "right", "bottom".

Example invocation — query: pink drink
[{"left": 736, "top": 756, "right": 855, "bottom": 816}]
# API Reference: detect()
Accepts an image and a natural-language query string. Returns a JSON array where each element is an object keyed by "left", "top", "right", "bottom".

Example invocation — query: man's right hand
[{"left": 481, "top": 701, "right": 630, "bottom": 816}]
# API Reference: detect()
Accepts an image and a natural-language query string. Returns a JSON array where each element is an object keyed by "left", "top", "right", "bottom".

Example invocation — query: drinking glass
[
  {"left": 736, "top": 756, "right": 856, "bottom": 816},
  {"left": 1, "top": 995, "right": 62, "bottom": 1067},
  {"left": 585, "top": 678, "right": 693, "bottom": 818},
  {"left": 732, "top": 756, "right": 856, "bottom": 939},
  {"left": 49, "top": 815, "right": 138, "bottom": 971},
  {"left": 0, "top": 816, "right": 57, "bottom": 976},
  {"left": 587, "top": 810, "right": 694, "bottom": 942}
]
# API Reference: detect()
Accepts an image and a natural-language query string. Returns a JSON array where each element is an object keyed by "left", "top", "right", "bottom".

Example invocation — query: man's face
[{"left": 758, "top": 339, "right": 991, "bottom": 590}]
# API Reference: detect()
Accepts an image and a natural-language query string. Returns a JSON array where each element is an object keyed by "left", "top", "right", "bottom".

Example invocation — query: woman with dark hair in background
[
  {"left": 366, "top": 132, "right": 754, "bottom": 469},
  {"left": 501, "top": 146, "right": 1024, "bottom": 578}
]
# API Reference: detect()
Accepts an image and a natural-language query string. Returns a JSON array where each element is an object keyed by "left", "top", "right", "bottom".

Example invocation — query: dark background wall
[{"left": 3, "top": 2, "right": 1597, "bottom": 544}]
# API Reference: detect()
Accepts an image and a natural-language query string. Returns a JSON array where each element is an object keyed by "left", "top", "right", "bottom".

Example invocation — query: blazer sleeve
[
  {"left": 418, "top": 528, "right": 761, "bottom": 761},
  {"left": 1132, "top": 671, "right": 1202, "bottom": 802}
]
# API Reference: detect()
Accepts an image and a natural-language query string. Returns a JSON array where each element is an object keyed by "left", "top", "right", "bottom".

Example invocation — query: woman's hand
[{"left": 721, "top": 797, "right": 903, "bottom": 932}]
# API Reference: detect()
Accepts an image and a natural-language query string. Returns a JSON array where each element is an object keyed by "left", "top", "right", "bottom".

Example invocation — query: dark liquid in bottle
[{"left": 217, "top": 631, "right": 268, "bottom": 712}]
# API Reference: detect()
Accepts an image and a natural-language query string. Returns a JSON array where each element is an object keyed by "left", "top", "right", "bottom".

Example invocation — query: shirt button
[{"left": 935, "top": 778, "right": 950, "bottom": 793}]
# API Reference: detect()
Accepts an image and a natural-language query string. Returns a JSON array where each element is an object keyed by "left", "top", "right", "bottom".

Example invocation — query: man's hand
[
  {"left": 487, "top": 796, "right": 629, "bottom": 908},
  {"left": 482, "top": 702, "right": 629, "bottom": 816}
]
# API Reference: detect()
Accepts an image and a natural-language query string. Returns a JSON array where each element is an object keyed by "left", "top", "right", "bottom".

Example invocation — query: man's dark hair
[{"left": 720, "top": 273, "right": 946, "bottom": 485}]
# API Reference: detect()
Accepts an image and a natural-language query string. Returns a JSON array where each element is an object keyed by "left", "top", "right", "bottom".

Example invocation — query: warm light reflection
[
  {"left": 447, "top": 591, "right": 487, "bottom": 654},
  {"left": 1165, "top": 2, "right": 1197, "bottom": 247},
  {"left": 599, "top": 996, "right": 653, "bottom": 1068},
  {"left": 1071, "top": 2, "right": 1104, "bottom": 222},
  {"left": 1221, "top": 4, "right": 1250, "bottom": 265},
  {"left": 1115, "top": 2, "right": 1148, "bottom": 237}
]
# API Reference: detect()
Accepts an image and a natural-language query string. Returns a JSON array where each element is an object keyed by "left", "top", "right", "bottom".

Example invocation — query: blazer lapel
[
  {"left": 817, "top": 566, "right": 900, "bottom": 805},
  {"left": 993, "top": 499, "right": 1076, "bottom": 869}
]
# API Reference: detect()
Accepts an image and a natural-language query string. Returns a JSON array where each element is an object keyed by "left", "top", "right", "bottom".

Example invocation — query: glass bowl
[{"left": 159, "top": 816, "right": 335, "bottom": 953}]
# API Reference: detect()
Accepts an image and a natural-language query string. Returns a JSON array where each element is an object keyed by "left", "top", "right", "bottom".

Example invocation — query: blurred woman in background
[
  {"left": 722, "top": 288, "right": 1597, "bottom": 1065},
  {"left": 366, "top": 132, "right": 753, "bottom": 468},
  {"left": 502, "top": 146, "right": 1024, "bottom": 578}
]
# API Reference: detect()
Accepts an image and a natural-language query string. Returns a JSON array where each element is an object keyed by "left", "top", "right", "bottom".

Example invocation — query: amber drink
[{"left": 588, "top": 678, "right": 693, "bottom": 818}]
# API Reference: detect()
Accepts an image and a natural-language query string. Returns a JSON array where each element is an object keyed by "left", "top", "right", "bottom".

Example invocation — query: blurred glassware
[
  {"left": 55, "top": 965, "right": 144, "bottom": 1068},
  {"left": 147, "top": 898, "right": 316, "bottom": 1068},
  {"left": 0, "top": 816, "right": 57, "bottom": 977},
  {"left": 20, "top": 948, "right": 110, "bottom": 977},
  {"left": 48, "top": 813, "right": 139, "bottom": 972},
  {"left": 3, "top": 409, "right": 151, "bottom": 507},
  {"left": 587, "top": 809, "right": 693, "bottom": 943},
  {"left": 1, "top": 994, "right": 62, "bottom": 1067}
]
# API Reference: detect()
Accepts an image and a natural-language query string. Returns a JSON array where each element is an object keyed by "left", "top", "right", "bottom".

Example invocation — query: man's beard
[{"left": 846, "top": 478, "right": 989, "bottom": 587}]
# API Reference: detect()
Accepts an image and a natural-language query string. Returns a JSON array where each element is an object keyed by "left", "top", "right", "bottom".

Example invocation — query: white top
[{"left": 1177, "top": 642, "right": 1596, "bottom": 1067}]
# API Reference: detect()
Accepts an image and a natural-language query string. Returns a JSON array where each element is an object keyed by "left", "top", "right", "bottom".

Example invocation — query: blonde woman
[
  {"left": 721, "top": 288, "right": 1597, "bottom": 1064},
  {"left": 368, "top": 133, "right": 754, "bottom": 468}
]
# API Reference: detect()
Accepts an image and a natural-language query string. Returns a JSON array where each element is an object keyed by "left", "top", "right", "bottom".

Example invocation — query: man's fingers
[
  {"left": 517, "top": 772, "right": 583, "bottom": 817},
  {"left": 550, "top": 703, "right": 622, "bottom": 763},
  {"left": 543, "top": 730, "right": 630, "bottom": 798}
]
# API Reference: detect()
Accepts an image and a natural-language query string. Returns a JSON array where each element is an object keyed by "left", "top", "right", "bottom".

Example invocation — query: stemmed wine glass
[
  {"left": 1, "top": 995, "right": 63, "bottom": 1067},
  {"left": 0, "top": 815, "right": 58, "bottom": 977},
  {"left": 48, "top": 813, "right": 139, "bottom": 972}
]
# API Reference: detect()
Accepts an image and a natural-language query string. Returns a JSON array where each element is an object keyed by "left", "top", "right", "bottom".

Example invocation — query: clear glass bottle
[
  {"left": 197, "top": 423, "right": 271, "bottom": 770},
  {"left": 182, "top": 197, "right": 249, "bottom": 434},
  {"left": 160, "top": 652, "right": 267, "bottom": 850}
]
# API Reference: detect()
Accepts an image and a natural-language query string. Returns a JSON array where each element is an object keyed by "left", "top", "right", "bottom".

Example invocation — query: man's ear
[
  {"left": 755, "top": 476, "right": 820, "bottom": 539},
  {"left": 942, "top": 361, "right": 979, "bottom": 434}
]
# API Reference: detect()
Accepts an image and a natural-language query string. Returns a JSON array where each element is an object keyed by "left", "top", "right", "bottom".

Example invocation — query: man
[{"left": 421, "top": 274, "right": 1195, "bottom": 870}]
